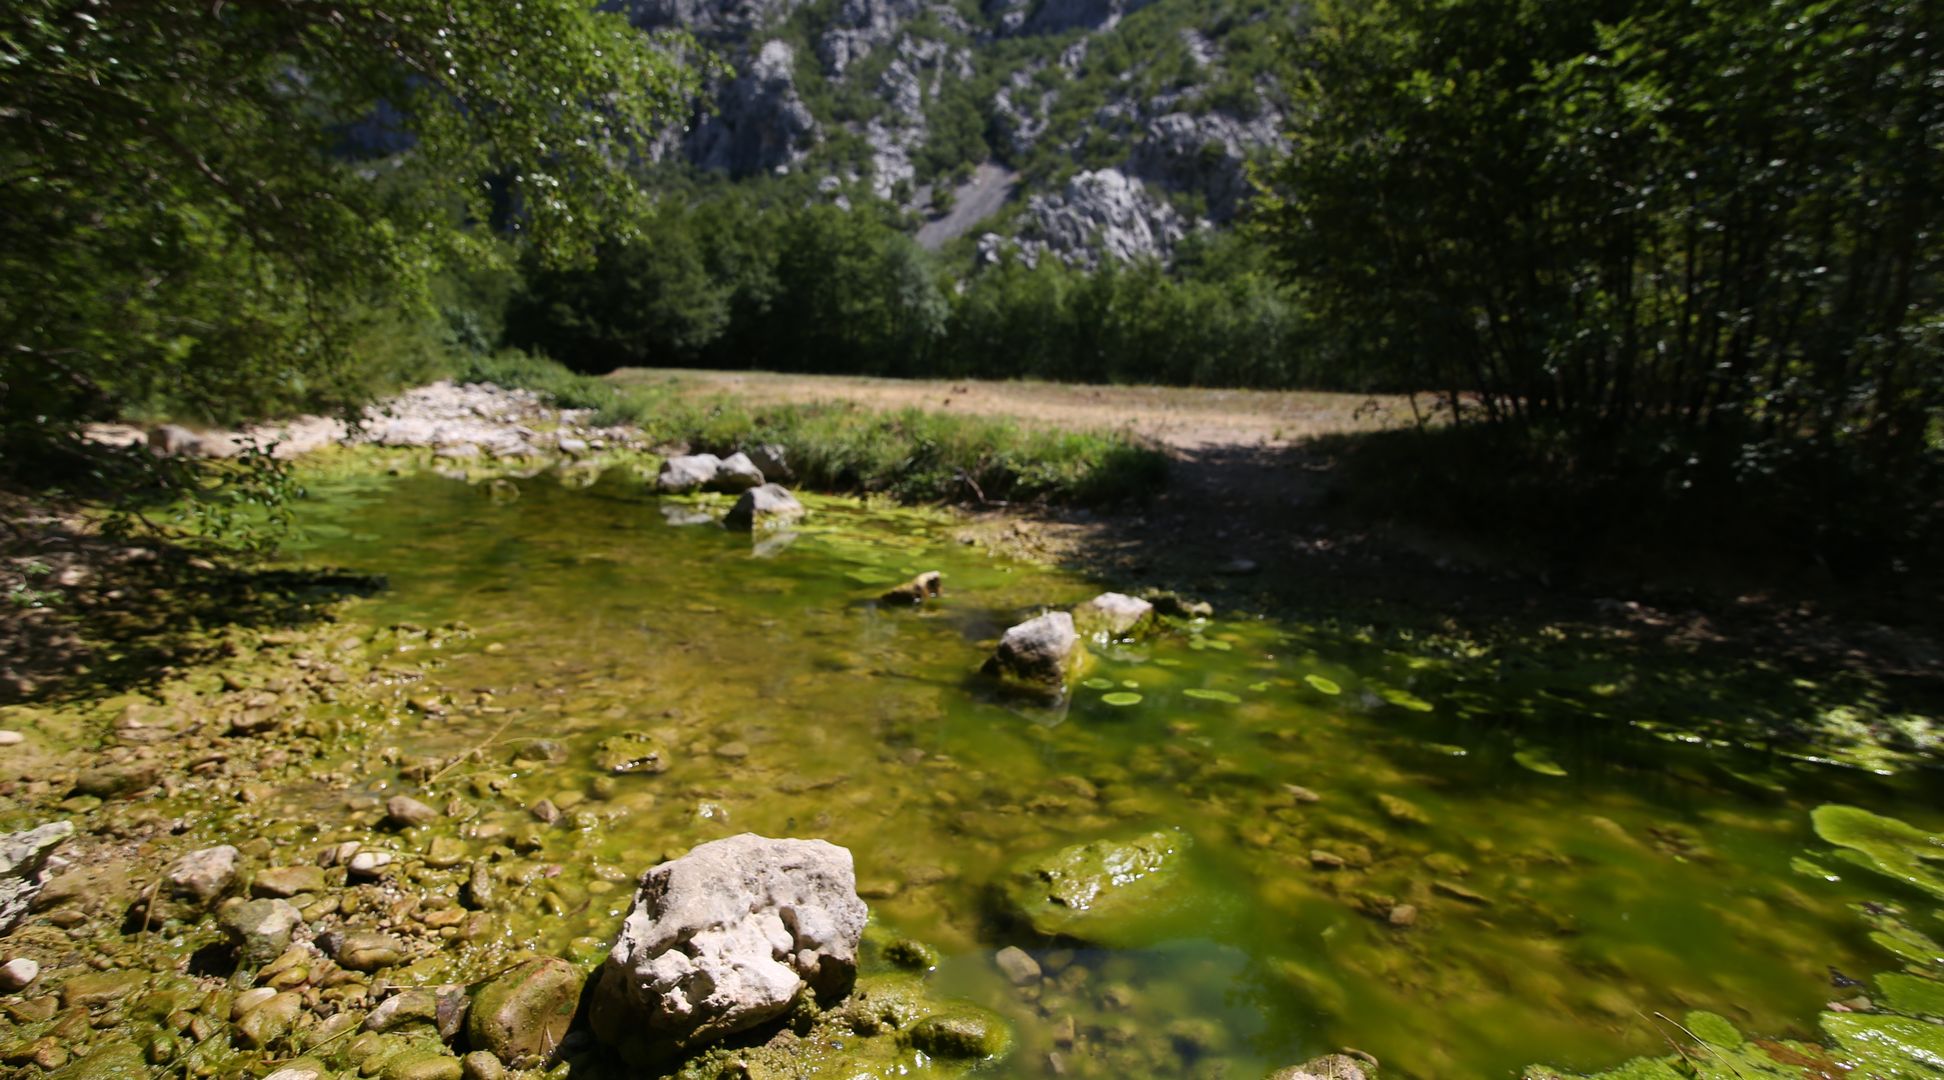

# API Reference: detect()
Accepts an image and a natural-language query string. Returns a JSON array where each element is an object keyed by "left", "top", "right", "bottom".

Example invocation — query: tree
[
  {"left": 1253, "top": 0, "right": 1942, "bottom": 480},
  {"left": 0, "top": 0, "right": 702, "bottom": 469}
]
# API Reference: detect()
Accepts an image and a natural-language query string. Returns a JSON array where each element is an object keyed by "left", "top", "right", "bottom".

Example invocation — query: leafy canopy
[{"left": 0, "top": 0, "right": 702, "bottom": 446}]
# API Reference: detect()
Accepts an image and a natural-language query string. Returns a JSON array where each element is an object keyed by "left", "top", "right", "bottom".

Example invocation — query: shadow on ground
[{"left": 1, "top": 498, "right": 385, "bottom": 704}]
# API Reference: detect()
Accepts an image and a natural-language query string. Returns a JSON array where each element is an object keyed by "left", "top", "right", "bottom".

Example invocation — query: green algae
[
  {"left": 1812, "top": 805, "right": 1944, "bottom": 900},
  {"left": 1181, "top": 688, "right": 1242, "bottom": 704},
  {"left": 66, "top": 466, "right": 1911, "bottom": 1080},
  {"left": 1514, "top": 748, "right": 1569, "bottom": 777},
  {"left": 1100, "top": 691, "right": 1142, "bottom": 706}
]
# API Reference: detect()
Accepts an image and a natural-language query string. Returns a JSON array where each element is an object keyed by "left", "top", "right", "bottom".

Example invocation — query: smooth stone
[
  {"left": 349, "top": 851, "right": 395, "bottom": 878},
  {"left": 252, "top": 866, "right": 327, "bottom": 899},
  {"left": 0, "top": 731, "right": 22, "bottom": 746},
  {"left": 1003, "top": 830, "right": 1185, "bottom": 942},
  {"left": 262, "top": 1058, "right": 329, "bottom": 1080},
  {"left": 386, "top": 1053, "right": 463, "bottom": 1080},
  {"left": 334, "top": 932, "right": 407, "bottom": 972},
  {"left": 466, "top": 957, "right": 583, "bottom": 1068},
  {"left": 72, "top": 762, "right": 158, "bottom": 798},
  {"left": 1388, "top": 904, "right": 1419, "bottom": 927},
  {"left": 387, "top": 796, "right": 438, "bottom": 828},
  {"left": 460, "top": 1050, "right": 505, "bottom": 1080},
  {"left": 994, "top": 946, "right": 1041, "bottom": 986},
  {"left": 0, "top": 957, "right": 40, "bottom": 991},
  {"left": 234, "top": 990, "right": 304, "bottom": 1048},
  {"left": 60, "top": 969, "right": 145, "bottom": 1008}
]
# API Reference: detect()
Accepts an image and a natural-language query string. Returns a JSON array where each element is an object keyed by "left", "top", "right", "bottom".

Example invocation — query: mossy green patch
[{"left": 1813, "top": 805, "right": 1944, "bottom": 900}]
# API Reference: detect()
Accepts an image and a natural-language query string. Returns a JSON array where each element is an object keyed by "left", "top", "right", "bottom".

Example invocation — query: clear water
[{"left": 282, "top": 470, "right": 1940, "bottom": 1078}]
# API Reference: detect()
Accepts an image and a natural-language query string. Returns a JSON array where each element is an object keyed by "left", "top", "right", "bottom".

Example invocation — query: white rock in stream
[
  {"left": 1072, "top": 592, "right": 1155, "bottom": 639},
  {"left": 657, "top": 454, "right": 723, "bottom": 493},
  {"left": 982, "top": 611, "right": 1084, "bottom": 693},
  {"left": 589, "top": 834, "right": 867, "bottom": 1062}
]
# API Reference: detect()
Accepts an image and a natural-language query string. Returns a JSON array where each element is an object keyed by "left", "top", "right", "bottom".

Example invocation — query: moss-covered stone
[
  {"left": 466, "top": 957, "right": 584, "bottom": 1067},
  {"left": 907, "top": 1011, "right": 1012, "bottom": 1060},
  {"left": 1004, "top": 829, "right": 1187, "bottom": 941}
]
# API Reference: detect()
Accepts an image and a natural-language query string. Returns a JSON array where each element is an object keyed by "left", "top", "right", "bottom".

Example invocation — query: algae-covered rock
[
  {"left": 589, "top": 834, "right": 867, "bottom": 1063},
  {"left": 332, "top": 931, "right": 407, "bottom": 972},
  {"left": 220, "top": 898, "right": 302, "bottom": 966},
  {"left": 48, "top": 1040, "right": 146, "bottom": 1080},
  {"left": 907, "top": 1009, "right": 1013, "bottom": 1060},
  {"left": 466, "top": 957, "right": 583, "bottom": 1068},
  {"left": 982, "top": 612, "right": 1084, "bottom": 695},
  {"left": 1004, "top": 829, "right": 1187, "bottom": 941},
  {"left": 234, "top": 990, "right": 305, "bottom": 1048},
  {"left": 594, "top": 733, "right": 670, "bottom": 775},
  {"left": 1072, "top": 592, "right": 1156, "bottom": 640},
  {"left": 724, "top": 483, "right": 806, "bottom": 531},
  {"left": 252, "top": 865, "right": 326, "bottom": 898}
]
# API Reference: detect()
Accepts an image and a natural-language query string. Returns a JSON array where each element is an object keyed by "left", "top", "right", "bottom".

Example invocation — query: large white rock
[
  {"left": 656, "top": 454, "right": 722, "bottom": 494},
  {"left": 1071, "top": 592, "right": 1155, "bottom": 640},
  {"left": 589, "top": 834, "right": 867, "bottom": 1063},
  {"left": 0, "top": 822, "right": 72, "bottom": 933},
  {"left": 982, "top": 611, "right": 1083, "bottom": 692}
]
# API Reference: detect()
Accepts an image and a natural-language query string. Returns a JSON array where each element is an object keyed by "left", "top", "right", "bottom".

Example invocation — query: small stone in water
[
  {"left": 386, "top": 795, "right": 438, "bottom": 828},
  {"left": 1388, "top": 904, "right": 1419, "bottom": 927},
  {"left": 1310, "top": 850, "right": 1347, "bottom": 870},
  {"left": 995, "top": 945, "right": 1042, "bottom": 986}
]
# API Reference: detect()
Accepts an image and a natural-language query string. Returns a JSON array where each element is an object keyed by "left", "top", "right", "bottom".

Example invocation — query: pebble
[
  {"left": 1388, "top": 904, "right": 1419, "bottom": 927},
  {"left": 995, "top": 945, "right": 1042, "bottom": 986},
  {"left": 0, "top": 957, "right": 40, "bottom": 991},
  {"left": 386, "top": 795, "right": 438, "bottom": 828},
  {"left": 1310, "top": 850, "right": 1347, "bottom": 870},
  {"left": 252, "top": 865, "right": 327, "bottom": 898},
  {"left": 349, "top": 850, "right": 395, "bottom": 878},
  {"left": 0, "top": 731, "right": 23, "bottom": 746}
]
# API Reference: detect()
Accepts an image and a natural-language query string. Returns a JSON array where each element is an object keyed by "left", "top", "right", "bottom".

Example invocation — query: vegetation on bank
[{"left": 453, "top": 352, "right": 1168, "bottom": 506}]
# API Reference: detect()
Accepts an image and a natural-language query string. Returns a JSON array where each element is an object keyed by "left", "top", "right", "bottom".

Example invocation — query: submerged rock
[
  {"left": 468, "top": 958, "right": 582, "bottom": 1067},
  {"left": 1004, "top": 829, "right": 1187, "bottom": 941},
  {"left": 881, "top": 571, "right": 943, "bottom": 605},
  {"left": 908, "top": 1010, "right": 1012, "bottom": 1059},
  {"left": 588, "top": 834, "right": 867, "bottom": 1062},
  {"left": 723, "top": 484, "right": 807, "bottom": 531},
  {"left": 594, "top": 733, "right": 671, "bottom": 775},
  {"left": 1072, "top": 592, "right": 1155, "bottom": 640},
  {"left": 0, "top": 822, "right": 73, "bottom": 932},
  {"left": 982, "top": 611, "right": 1084, "bottom": 694}
]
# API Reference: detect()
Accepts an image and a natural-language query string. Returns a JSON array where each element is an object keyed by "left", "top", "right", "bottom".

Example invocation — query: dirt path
[{"left": 609, "top": 368, "right": 1418, "bottom": 450}]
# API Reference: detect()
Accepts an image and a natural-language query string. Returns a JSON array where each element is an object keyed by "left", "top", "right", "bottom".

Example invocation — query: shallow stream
[{"left": 280, "top": 470, "right": 1939, "bottom": 1078}]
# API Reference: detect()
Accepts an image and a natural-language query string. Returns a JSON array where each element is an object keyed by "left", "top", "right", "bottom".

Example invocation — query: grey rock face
[
  {"left": 1071, "top": 592, "right": 1155, "bottom": 640},
  {"left": 1129, "top": 110, "right": 1285, "bottom": 221},
  {"left": 687, "top": 40, "right": 818, "bottom": 176},
  {"left": 744, "top": 443, "right": 792, "bottom": 482},
  {"left": 0, "top": 822, "right": 72, "bottom": 932},
  {"left": 724, "top": 484, "right": 807, "bottom": 531},
  {"left": 588, "top": 834, "right": 868, "bottom": 1062},
  {"left": 166, "top": 845, "right": 240, "bottom": 907},
  {"left": 982, "top": 611, "right": 1083, "bottom": 691}
]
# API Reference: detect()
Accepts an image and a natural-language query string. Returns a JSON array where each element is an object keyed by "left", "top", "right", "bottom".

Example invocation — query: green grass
[{"left": 451, "top": 351, "right": 1168, "bottom": 506}]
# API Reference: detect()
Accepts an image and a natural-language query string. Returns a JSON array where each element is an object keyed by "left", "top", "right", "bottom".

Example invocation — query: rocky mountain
[{"left": 618, "top": 0, "right": 1294, "bottom": 264}]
